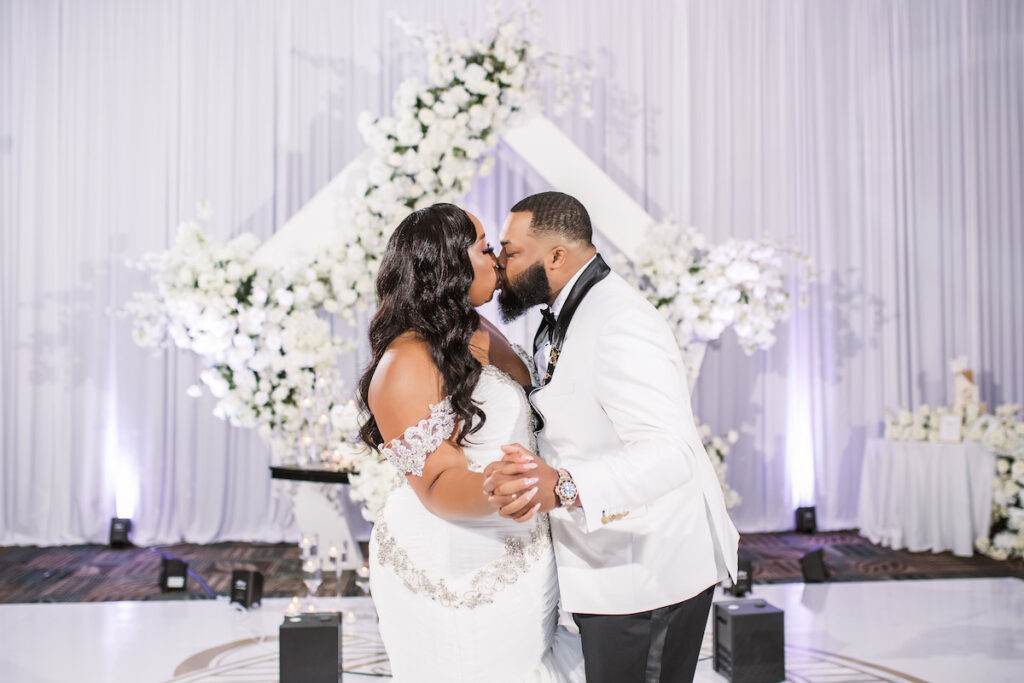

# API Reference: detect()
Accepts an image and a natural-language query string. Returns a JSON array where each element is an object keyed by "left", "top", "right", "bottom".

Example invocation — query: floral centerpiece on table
[
  {"left": 884, "top": 401, "right": 1024, "bottom": 454},
  {"left": 884, "top": 357, "right": 1024, "bottom": 454}
]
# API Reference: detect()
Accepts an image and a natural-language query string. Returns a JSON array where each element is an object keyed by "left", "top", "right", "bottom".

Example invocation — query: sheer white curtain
[
  {"left": 479, "top": 0, "right": 1024, "bottom": 531},
  {"left": 2, "top": 0, "right": 1021, "bottom": 545},
  {"left": 676, "top": 0, "right": 1024, "bottom": 530},
  {"left": 0, "top": 0, "right": 386, "bottom": 545}
]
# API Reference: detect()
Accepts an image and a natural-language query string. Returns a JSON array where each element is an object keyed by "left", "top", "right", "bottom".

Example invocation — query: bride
[{"left": 357, "top": 203, "right": 584, "bottom": 682}]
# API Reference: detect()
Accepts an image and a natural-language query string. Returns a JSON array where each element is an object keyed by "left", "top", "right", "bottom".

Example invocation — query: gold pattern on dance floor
[
  {"left": 167, "top": 630, "right": 392, "bottom": 681},
  {"left": 166, "top": 630, "right": 925, "bottom": 682}
]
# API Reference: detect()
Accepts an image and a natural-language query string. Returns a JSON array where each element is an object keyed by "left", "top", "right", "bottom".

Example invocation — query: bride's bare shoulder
[
  {"left": 385, "top": 330, "right": 430, "bottom": 356},
  {"left": 368, "top": 333, "right": 443, "bottom": 414}
]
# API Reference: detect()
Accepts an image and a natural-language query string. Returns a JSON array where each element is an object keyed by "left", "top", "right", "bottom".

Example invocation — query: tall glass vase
[{"left": 299, "top": 532, "right": 320, "bottom": 612}]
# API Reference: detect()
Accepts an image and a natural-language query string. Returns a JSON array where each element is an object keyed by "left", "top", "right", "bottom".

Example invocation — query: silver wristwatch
[{"left": 555, "top": 468, "right": 578, "bottom": 508}]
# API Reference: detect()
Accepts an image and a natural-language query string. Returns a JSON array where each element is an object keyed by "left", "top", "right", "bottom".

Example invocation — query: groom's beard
[{"left": 497, "top": 261, "right": 551, "bottom": 323}]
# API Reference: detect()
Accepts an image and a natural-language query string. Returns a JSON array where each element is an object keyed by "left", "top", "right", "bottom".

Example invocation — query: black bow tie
[
  {"left": 535, "top": 306, "right": 557, "bottom": 349},
  {"left": 539, "top": 307, "right": 557, "bottom": 329}
]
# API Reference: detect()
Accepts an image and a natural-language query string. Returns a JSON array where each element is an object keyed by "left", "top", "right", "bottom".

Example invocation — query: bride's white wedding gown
[{"left": 369, "top": 364, "right": 585, "bottom": 683}]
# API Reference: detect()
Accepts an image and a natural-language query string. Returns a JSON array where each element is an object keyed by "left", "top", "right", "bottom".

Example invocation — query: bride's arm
[{"left": 369, "top": 339, "right": 535, "bottom": 521}]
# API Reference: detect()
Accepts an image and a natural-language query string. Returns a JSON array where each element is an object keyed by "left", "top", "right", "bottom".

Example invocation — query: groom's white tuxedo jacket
[{"left": 531, "top": 265, "right": 740, "bottom": 616}]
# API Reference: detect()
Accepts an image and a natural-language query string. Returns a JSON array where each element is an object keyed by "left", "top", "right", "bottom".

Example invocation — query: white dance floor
[{"left": 0, "top": 578, "right": 1021, "bottom": 682}]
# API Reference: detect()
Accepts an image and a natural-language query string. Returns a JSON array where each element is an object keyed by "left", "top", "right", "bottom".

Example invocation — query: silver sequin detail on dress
[
  {"left": 373, "top": 514, "right": 551, "bottom": 609},
  {"left": 380, "top": 398, "right": 456, "bottom": 477}
]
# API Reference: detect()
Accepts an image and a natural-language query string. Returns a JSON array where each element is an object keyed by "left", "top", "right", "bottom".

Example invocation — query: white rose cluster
[
  {"left": 117, "top": 214, "right": 369, "bottom": 463},
  {"left": 977, "top": 452, "right": 1024, "bottom": 560},
  {"left": 884, "top": 400, "right": 1024, "bottom": 455},
  {"left": 696, "top": 418, "right": 742, "bottom": 509},
  {"left": 616, "top": 222, "right": 814, "bottom": 355},
  {"left": 333, "top": 5, "right": 562, "bottom": 320},
  {"left": 347, "top": 451, "right": 402, "bottom": 524}
]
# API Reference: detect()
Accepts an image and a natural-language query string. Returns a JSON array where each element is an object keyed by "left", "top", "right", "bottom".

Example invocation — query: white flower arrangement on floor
[
  {"left": 697, "top": 420, "right": 742, "bottom": 508},
  {"left": 975, "top": 456, "right": 1024, "bottom": 561}
]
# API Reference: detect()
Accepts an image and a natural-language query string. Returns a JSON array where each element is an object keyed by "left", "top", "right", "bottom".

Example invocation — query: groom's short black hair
[{"left": 510, "top": 191, "right": 593, "bottom": 245}]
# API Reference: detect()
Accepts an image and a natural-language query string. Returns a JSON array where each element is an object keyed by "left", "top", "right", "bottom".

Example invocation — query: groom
[{"left": 484, "top": 191, "right": 740, "bottom": 683}]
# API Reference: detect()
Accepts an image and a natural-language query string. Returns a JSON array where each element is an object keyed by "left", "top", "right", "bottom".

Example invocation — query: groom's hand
[{"left": 483, "top": 444, "right": 559, "bottom": 522}]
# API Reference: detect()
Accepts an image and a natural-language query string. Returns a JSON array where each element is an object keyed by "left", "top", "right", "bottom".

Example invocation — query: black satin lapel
[
  {"left": 549, "top": 255, "right": 611, "bottom": 350},
  {"left": 527, "top": 254, "right": 611, "bottom": 430},
  {"left": 526, "top": 385, "right": 546, "bottom": 433},
  {"left": 532, "top": 256, "right": 610, "bottom": 355},
  {"left": 541, "top": 255, "right": 611, "bottom": 386}
]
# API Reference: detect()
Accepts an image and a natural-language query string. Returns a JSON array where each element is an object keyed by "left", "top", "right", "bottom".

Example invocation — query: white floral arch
[{"left": 122, "top": 9, "right": 810, "bottom": 525}]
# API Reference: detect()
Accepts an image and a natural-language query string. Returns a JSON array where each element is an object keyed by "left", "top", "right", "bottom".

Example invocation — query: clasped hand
[{"left": 482, "top": 444, "right": 559, "bottom": 522}]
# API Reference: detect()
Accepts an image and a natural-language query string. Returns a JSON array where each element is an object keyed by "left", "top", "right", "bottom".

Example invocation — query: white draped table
[{"left": 857, "top": 438, "right": 994, "bottom": 557}]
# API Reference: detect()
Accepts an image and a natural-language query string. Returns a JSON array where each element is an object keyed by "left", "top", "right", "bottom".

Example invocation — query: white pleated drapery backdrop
[{"left": 2, "top": 0, "right": 1022, "bottom": 545}]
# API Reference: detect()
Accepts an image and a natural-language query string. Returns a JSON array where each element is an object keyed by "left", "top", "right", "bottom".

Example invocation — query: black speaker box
[
  {"left": 159, "top": 558, "right": 188, "bottom": 591},
  {"left": 713, "top": 599, "right": 785, "bottom": 683},
  {"left": 280, "top": 612, "right": 342, "bottom": 683},
  {"left": 795, "top": 506, "right": 817, "bottom": 533},
  {"left": 799, "top": 548, "right": 830, "bottom": 582},
  {"left": 109, "top": 518, "right": 132, "bottom": 546},
  {"left": 230, "top": 569, "right": 263, "bottom": 608},
  {"left": 790, "top": 507, "right": 815, "bottom": 532}
]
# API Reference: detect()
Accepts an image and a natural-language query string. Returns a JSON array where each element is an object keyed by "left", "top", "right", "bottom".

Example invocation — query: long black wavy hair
[{"left": 357, "top": 203, "right": 486, "bottom": 450}]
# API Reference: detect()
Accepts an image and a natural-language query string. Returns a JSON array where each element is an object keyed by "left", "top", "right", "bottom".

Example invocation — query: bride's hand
[
  {"left": 483, "top": 446, "right": 539, "bottom": 512},
  {"left": 498, "top": 444, "right": 560, "bottom": 521},
  {"left": 493, "top": 483, "right": 542, "bottom": 522},
  {"left": 484, "top": 445, "right": 560, "bottom": 522}
]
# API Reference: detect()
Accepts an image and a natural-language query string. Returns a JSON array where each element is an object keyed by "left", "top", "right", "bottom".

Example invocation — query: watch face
[{"left": 558, "top": 480, "right": 577, "bottom": 499}]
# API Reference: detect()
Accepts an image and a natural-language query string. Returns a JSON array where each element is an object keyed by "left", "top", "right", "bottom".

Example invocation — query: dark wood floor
[
  {"left": 740, "top": 529, "right": 1024, "bottom": 582},
  {"left": 1, "top": 529, "right": 1021, "bottom": 603}
]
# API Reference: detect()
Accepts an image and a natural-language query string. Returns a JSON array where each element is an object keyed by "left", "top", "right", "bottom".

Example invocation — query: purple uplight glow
[
  {"left": 786, "top": 303, "right": 816, "bottom": 509},
  {"left": 105, "top": 396, "right": 138, "bottom": 520}
]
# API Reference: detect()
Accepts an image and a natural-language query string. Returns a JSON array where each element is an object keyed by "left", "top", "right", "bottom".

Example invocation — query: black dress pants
[{"left": 572, "top": 585, "right": 715, "bottom": 683}]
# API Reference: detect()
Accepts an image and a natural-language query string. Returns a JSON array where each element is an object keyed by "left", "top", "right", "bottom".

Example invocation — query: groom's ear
[{"left": 546, "top": 244, "right": 569, "bottom": 270}]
